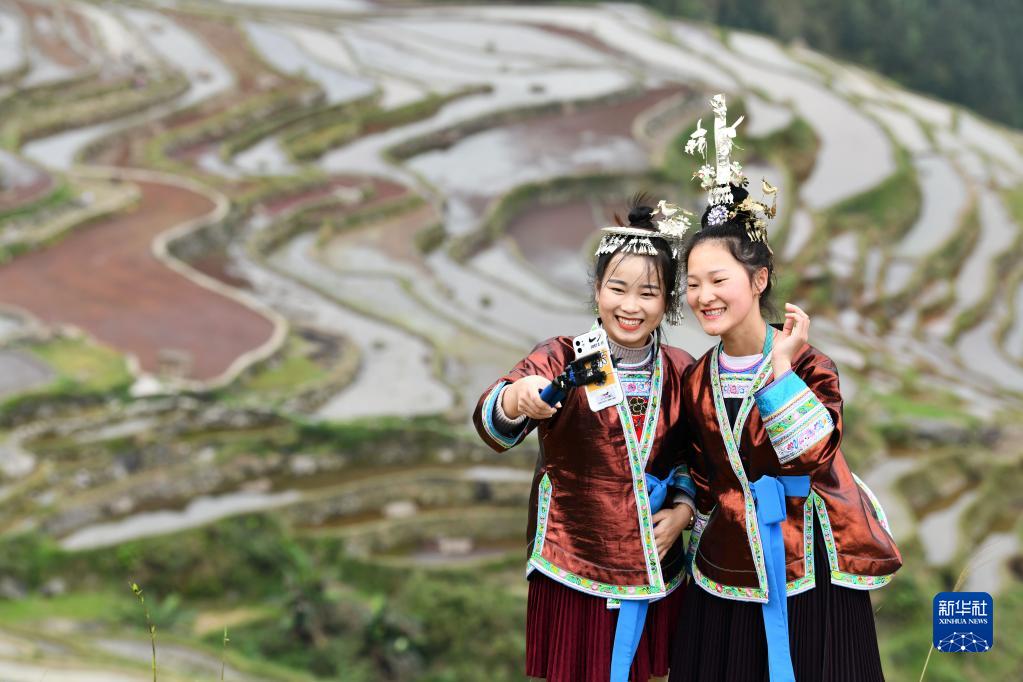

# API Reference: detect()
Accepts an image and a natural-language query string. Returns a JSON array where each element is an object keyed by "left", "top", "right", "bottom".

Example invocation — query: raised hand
[{"left": 772, "top": 303, "right": 810, "bottom": 376}]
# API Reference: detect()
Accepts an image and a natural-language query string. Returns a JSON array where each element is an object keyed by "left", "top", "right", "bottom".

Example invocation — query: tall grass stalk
[
  {"left": 131, "top": 581, "right": 157, "bottom": 682},
  {"left": 221, "top": 627, "right": 230, "bottom": 681},
  {"left": 917, "top": 542, "right": 1001, "bottom": 682}
]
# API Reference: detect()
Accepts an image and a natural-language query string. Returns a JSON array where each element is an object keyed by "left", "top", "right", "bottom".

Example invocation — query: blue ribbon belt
[
  {"left": 750, "top": 474, "right": 811, "bottom": 682},
  {"left": 610, "top": 473, "right": 670, "bottom": 682}
]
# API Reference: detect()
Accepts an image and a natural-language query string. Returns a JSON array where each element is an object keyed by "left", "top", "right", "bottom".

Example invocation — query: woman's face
[
  {"left": 685, "top": 240, "right": 766, "bottom": 338},
  {"left": 595, "top": 253, "right": 667, "bottom": 349}
]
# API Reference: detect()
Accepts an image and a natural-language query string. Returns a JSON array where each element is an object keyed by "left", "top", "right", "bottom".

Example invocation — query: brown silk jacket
[
  {"left": 681, "top": 335, "right": 902, "bottom": 603},
  {"left": 473, "top": 336, "right": 695, "bottom": 601}
]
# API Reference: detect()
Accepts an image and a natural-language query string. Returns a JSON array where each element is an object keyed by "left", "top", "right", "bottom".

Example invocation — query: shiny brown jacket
[
  {"left": 474, "top": 336, "right": 695, "bottom": 601},
  {"left": 681, "top": 339, "right": 902, "bottom": 603}
]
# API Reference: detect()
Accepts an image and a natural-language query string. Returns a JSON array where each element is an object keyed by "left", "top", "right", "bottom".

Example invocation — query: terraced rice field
[{"left": 0, "top": 1, "right": 1019, "bottom": 679}]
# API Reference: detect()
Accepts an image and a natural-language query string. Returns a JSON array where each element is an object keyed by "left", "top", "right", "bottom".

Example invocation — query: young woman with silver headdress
[
  {"left": 473, "top": 199, "right": 701, "bottom": 682},
  {"left": 667, "top": 95, "right": 902, "bottom": 682}
]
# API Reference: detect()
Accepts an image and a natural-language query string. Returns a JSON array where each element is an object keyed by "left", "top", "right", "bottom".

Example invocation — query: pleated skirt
[
  {"left": 668, "top": 515, "right": 886, "bottom": 682},
  {"left": 526, "top": 571, "right": 685, "bottom": 682}
]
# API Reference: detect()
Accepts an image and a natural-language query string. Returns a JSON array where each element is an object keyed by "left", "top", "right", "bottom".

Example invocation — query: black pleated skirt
[{"left": 668, "top": 515, "right": 885, "bottom": 682}]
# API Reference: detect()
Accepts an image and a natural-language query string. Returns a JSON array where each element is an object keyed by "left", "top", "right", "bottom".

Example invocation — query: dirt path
[{"left": 0, "top": 179, "right": 276, "bottom": 381}]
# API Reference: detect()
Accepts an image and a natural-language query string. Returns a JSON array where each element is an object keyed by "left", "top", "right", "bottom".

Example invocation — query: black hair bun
[
  {"left": 730, "top": 184, "right": 749, "bottom": 204},
  {"left": 699, "top": 183, "right": 751, "bottom": 229},
  {"left": 628, "top": 204, "right": 655, "bottom": 229}
]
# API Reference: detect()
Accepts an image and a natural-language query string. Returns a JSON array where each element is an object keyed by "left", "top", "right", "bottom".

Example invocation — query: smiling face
[
  {"left": 686, "top": 239, "right": 767, "bottom": 340},
  {"left": 595, "top": 253, "right": 667, "bottom": 348}
]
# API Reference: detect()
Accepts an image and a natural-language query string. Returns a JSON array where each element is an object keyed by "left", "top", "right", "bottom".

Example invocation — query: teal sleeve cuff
[{"left": 754, "top": 370, "right": 834, "bottom": 464}]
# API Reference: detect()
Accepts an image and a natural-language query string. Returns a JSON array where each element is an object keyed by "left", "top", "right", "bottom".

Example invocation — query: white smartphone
[{"left": 571, "top": 328, "right": 624, "bottom": 412}]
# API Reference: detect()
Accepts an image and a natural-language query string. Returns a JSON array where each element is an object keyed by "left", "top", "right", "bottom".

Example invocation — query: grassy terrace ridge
[
  {"left": 0, "top": 176, "right": 141, "bottom": 268},
  {"left": 446, "top": 171, "right": 666, "bottom": 263},
  {"left": 816, "top": 144, "right": 920, "bottom": 242},
  {"left": 957, "top": 456, "right": 1023, "bottom": 543},
  {"left": 447, "top": 99, "right": 818, "bottom": 265},
  {"left": 895, "top": 450, "right": 983, "bottom": 517},
  {"left": 139, "top": 84, "right": 322, "bottom": 181},
  {"left": 995, "top": 184, "right": 1023, "bottom": 352},
  {"left": 794, "top": 145, "right": 921, "bottom": 308},
  {"left": 0, "top": 334, "right": 133, "bottom": 425},
  {"left": 0, "top": 68, "right": 105, "bottom": 115},
  {"left": 0, "top": 179, "right": 73, "bottom": 226},
  {"left": 3, "top": 72, "right": 190, "bottom": 150},
  {"left": 386, "top": 85, "right": 648, "bottom": 162},
  {"left": 282, "top": 85, "right": 492, "bottom": 162},
  {"left": 216, "top": 93, "right": 372, "bottom": 159},
  {"left": 216, "top": 328, "right": 361, "bottom": 412},
  {"left": 867, "top": 199, "right": 980, "bottom": 329},
  {"left": 952, "top": 183, "right": 1023, "bottom": 348},
  {"left": 249, "top": 190, "right": 422, "bottom": 256}
]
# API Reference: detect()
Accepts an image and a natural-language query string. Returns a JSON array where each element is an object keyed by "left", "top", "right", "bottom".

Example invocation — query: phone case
[{"left": 571, "top": 328, "right": 624, "bottom": 412}]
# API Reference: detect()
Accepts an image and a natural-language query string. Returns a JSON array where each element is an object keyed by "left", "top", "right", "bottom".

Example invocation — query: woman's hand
[
  {"left": 772, "top": 303, "right": 810, "bottom": 376},
  {"left": 502, "top": 375, "right": 559, "bottom": 420},
  {"left": 653, "top": 503, "right": 693, "bottom": 560}
]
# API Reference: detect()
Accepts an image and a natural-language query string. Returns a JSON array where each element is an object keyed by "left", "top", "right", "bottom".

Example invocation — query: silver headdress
[
  {"left": 594, "top": 200, "right": 694, "bottom": 325},
  {"left": 684, "top": 94, "right": 777, "bottom": 245}
]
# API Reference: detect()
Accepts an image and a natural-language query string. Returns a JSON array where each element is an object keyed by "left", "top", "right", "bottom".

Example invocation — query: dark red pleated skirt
[
  {"left": 668, "top": 515, "right": 886, "bottom": 682},
  {"left": 526, "top": 572, "right": 685, "bottom": 682}
]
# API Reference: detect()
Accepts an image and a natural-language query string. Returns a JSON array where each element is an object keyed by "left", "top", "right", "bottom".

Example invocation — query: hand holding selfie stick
[{"left": 538, "top": 351, "right": 607, "bottom": 406}]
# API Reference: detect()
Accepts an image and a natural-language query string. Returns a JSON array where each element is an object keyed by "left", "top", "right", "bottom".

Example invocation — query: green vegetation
[
  {"left": 874, "top": 543, "right": 1023, "bottom": 682},
  {"left": 596, "top": 0, "right": 1023, "bottom": 130},
  {"left": 959, "top": 457, "right": 1023, "bottom": 540},
  {"left": 0, "top": 180, "right": 74, "bottom": 225},
  {"left": 895, "top": 451, "right": 983, "bottom": 516},
  {"left": 413, "top": 221, "right": 447, "bottom": 254},
  {"left": 220, "top": 329, "right": 360, "bottom": 411},
  {"left": 817, "top": 146, "right": 920, "bottom": 243},
  {"left": 283, "top": 87, "right": 490, "bottom": 162},
  {"left": 140, "top": 85, "right": 319, "bottom": 180},
  {"left": 448, "top": 172, "right": 659, "bottom": 262},
  {"left": 28, "top": 335, "right": 133, "bottom": 395},
  {"left": 0, "top": 513, "right": 528, "bottom": 681},
  {"left": 945, "top": 185, "right": 1023, "bottom": 341},
  {"left": 995, "top": 185, "right": 1023, "bottom": 348},
  {"left": 4, "top": 73, "right": 189, "bottom": 150},
  {"left": 245, "top": 347, "right": 321, "bottom": 394},
  {"left": 0, "top": 335, "right": 131, "bottom": 427},
  {"left": 872, "top": 200, "right": 980, "bottom": 328}
]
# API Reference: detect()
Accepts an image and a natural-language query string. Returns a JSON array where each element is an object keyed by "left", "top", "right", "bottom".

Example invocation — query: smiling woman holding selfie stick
[{"left": 474, "top": 198, "right": 700, "bottom": 682}]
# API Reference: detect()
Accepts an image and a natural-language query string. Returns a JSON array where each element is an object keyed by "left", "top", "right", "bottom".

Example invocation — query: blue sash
[
  {"left": 610, "top": 473, "right": 670, "bottom": 682},
  {"left": 750, "top": 474, "right": 811, "bottom": 682}
]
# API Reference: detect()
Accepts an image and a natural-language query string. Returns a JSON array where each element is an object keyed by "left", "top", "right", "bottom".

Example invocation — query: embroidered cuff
[
  {"left": 754, "top": 370, "right": 834, "bottom": 464},
  {"left": 492, "top": 384, "right": 528, "bottom": 435},
  {"left": 481, "top": 382, "right": 528, "bottom": 449},
  {"left": 670, "top": 467, "right": 697, "bottom": 499}
]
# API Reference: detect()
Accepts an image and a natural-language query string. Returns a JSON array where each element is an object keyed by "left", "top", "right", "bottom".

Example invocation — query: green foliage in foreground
[
  {"left": 0, "top": 510, "right": 1019, "bottom": 680},
  {"left": 0, "top": 515, "right": 526, "bottom": 681}
]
